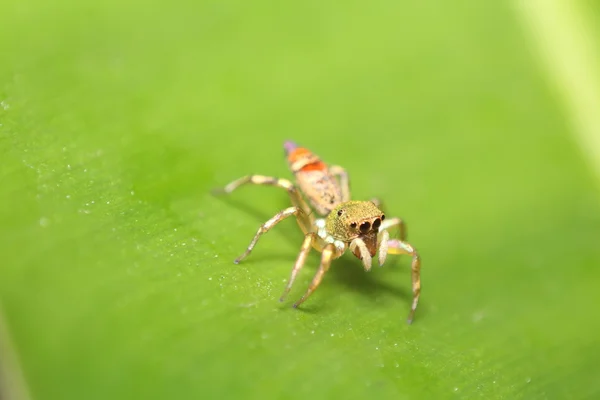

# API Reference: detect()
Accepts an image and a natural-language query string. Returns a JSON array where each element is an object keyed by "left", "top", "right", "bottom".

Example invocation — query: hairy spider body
[{"left": 214, "top": 140, "right": 421, "bottom": 324}]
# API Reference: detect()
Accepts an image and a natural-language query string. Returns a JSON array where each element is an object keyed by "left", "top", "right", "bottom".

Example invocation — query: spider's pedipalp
[
  {"left": 349, "top": 238, "right": 372, "bottom": 271},
  {"left": 378, "top": 229, "right": 389, "bottom": 267}
]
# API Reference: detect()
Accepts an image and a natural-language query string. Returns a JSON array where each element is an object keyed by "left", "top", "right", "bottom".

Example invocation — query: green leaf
[{"left": 1, "top": 1, "right": 600, "bottom": 399}]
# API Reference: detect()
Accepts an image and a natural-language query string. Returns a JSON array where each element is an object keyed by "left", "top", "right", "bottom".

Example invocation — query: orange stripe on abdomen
[
  {"left": 287, "top": 148, "right": 328, "bottom": 173},
  {"left": 299, "top": 161, "right": 327, "bottom": 172}
]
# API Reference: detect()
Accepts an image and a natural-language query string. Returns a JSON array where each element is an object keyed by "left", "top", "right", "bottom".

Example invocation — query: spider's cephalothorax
[
  {"left": 214, "top": 140, "right": 422, "bottom": 324},
  {"left": 325, "top": 201, "right": 384, "bottom": 253}
]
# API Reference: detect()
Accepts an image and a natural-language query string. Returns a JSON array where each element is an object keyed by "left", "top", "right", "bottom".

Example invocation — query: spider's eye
[
  {"left": 359, "top": 221, "right": 371, "bottom": 233},
  {"left": 372, "top": 218, "right": 381, "bottom": 229},
  {"left": 337, "top": 209, "right": 344, "bottom": 216},
  {"left": 381, "top": 214, "right": 385, "bottom": 221},
  {"left": 350, "top": 222, "right": 357, "bottom": 229}
]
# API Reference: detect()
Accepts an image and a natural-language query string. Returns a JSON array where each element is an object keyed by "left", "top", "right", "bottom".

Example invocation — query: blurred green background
[{"left": 1, "top": 1, "right": 600, "bottom": 399}]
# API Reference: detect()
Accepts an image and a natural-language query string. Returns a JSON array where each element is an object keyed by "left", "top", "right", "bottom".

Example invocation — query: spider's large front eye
[
  {"left": 359, "top": 221, "right": 370, "bottom": 233},
  {"left": 372, "top": 218, "right": 381, "bottom": 229}
]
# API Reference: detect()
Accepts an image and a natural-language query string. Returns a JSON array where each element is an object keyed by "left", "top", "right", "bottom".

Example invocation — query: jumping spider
[{"left": 214, "top": 141, "right": 421, "bottom": 323}]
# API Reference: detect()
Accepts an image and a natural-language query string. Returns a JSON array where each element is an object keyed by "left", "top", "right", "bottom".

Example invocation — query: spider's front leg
[
  {"left": 376, "top": 205, "right": 407, "bottom": 241},
  {"left": 386, "top": 238, "right": 421, "bottom": 325},
  {"left": 233, "top": 206, "right": 306, "bottom": 264}
]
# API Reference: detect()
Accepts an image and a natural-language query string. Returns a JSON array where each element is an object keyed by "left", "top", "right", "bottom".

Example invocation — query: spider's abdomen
[
  {"left": 296, "top": 172, "right": 342, "bottom": 216},
  {"left": 284, "top": 141, "right": 342, "bottom": 216}
]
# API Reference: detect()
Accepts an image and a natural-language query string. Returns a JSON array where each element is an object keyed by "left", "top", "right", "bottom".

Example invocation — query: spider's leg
[
  {"left": 369, "top": 197, "right": 389, "bottom": 214},
  {"left": 370, "top": 197, "right": 383, "bottom": 208},
  {"left": 279, "top": 232, "right": 316, "bottom": 302},
  {"left": 213, "top": 175, "right": 313, "bottom": 232},
  {"left": 329, "top": 165, "right": 350, "bottom": 202},
  {"left": 387, "top": 239, "right": 421, "bottom": 324},
  {"left": 234, "top": 206, "right": 303, "bottom": 264},
  {"left": 380, "top": 216, "right": 407, "bottom": 241},
  {"left": 293, "top": 243, "right": 336, "bottom": 308}
]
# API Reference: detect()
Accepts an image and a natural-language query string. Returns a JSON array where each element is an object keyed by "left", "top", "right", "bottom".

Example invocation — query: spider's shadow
[
  {"left": 276, "top": 253, "right": 412, "bottom": 315},
  {"left": 327, "top": 255, "right": 411, "bottom": 302},
  {"left": 217, "top": 194, "right": 411, "bottom": 310},
  {"left": 215, "top": 196, "right": 301, "bottom": 247}
]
